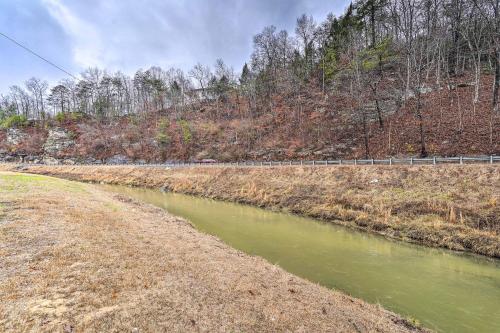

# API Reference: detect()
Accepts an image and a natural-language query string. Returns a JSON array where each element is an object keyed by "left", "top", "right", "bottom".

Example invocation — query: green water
[{"left": 103, "top": 185, "right": 500, "bottom": 333}]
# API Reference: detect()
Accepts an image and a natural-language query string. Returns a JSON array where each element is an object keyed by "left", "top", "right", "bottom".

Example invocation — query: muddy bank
[
  {"left": 0, "top": 172, "right": 423, "bottom": 332},
  {"left": 1, "top": 163, "right": 499, "bottom": 258}
]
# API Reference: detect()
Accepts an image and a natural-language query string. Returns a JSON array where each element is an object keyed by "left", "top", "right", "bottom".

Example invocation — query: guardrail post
[
  {"left": 339, "top": 159, "right": 342, "bottom": 165},
  {"left": 460, "top": 156, "right": 463, "bottom": 165},
  {"left": 389, "top": 158, "right": 392, "bottom": 166},
  {"left": 433, "top": 156, "right": 436, "bottom": 165},
  {"left": 300, "top": 160, "right": 303, "bottom": 166},
  {"left": 410, "top": 157, "right": 413, "bottom": 165},
  {"left": 313, "top": 160, "right": 316, "bottom": 166},
  {"left": 371, "top": 159, "right": 374, "bottom": 165},
  {"left": 490, "top": 156, "right": 493, "bottom": 164},
  {"left": 354, "top": 159, "right": 357, "bottom": 165}
]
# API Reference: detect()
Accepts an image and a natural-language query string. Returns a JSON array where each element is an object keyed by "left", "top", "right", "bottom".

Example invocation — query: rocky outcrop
[
  {"left": 42, "top": 157, "right": 60, "bottom": 165},
  {"left": 105, "top": 154, "right": 130, "bottom": 165},
  {"left": 6, "top": 128, "right": 27, "bottom": 145},
  {"left": 43, "top": 128, "right": 75, "bottom": 155},
  {"left": 0, "top": 154, "right": 19, "bottom": 162}
]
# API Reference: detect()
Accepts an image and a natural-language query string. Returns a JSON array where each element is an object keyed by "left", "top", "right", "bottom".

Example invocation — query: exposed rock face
[
  {"left": 0, "top": 154, "right": 18, "bottom": 162},
  {"left": 81, "top": 157, "right": 103, "bottom": 165},
  {"left": 42, "top": 156, "right": 60, "bottom": 165},
  {"left": 249, "top": 148, "right": 287, "bottom": 160},
  {"left": 43, "top": 128, "right": 74, "bottom": 155},
  {"left": 24, "top": 155, "right": 41, "bottom": 163},
  {"left": 6, "top": 128, "right": 27, "bottom": 145},
  {"left": 106, "top": 154, "right": 130, "bottom": 165}
]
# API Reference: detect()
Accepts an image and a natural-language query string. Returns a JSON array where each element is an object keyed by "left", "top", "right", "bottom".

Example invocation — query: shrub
[
  {"left": 70, "top": 112, "right": 84, "bottom": 121},
  {"left": 179, "top": 119, "right": 192, "bottom": 144},
  {"left": 1, "top": 115, "right": 28, "bottom": 129},
  {"left": 156, "top": 132, "right": 171, "bottom": 145},
  {"left": 156, "top": 118, "right": 171, "bottom": 146},
  {"left": 55, "top": 112, "right": 66, "bottom": 123},
  {"left": 55, "top": 111, "right": 84, "bottom": 123},
  {"left": 158, "top": 118, "right": 170, "bottom": 130}
]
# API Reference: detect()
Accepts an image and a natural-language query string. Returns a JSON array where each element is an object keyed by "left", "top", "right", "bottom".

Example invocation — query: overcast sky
[{"left": 0, "top": 0, "right": 350, "bottom": 92}]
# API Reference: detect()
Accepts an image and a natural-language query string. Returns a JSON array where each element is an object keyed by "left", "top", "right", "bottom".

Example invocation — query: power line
[{"left": 0, "top": 31, "right": 78, "bottom": 80}]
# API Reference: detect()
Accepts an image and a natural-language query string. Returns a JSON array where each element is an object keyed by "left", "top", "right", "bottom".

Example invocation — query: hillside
[
  {"left": 0, "top": 73, "right": 499, "bottom": 164},
  {"left": 2, "top": 0, "right": 500, "bottom": 163}
]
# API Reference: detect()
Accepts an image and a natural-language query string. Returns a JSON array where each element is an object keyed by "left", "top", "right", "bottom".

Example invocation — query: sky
[{"left": 0, "top": 0, "right": 350, "bottom": 92}]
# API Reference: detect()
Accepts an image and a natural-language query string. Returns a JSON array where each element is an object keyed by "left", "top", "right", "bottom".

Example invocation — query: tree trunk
[
  {"left": 362, "top": 109, "right": 370, "bottom": 158},
  {"left": 493, "top": 49, "right": 500, "bottom": 112},
  {"left": 370, "top": 82, "right": 384, "bottom": 129},
  {"left": 370, "top": 1, "right": 376, "bottom": 47},
  {"left": 416, "top": 93, "right": 427, "bottom": 157}
]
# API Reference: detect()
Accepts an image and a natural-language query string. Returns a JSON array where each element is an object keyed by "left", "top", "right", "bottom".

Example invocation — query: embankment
[
  {"left": 2, "top": 163, "right": 499, "bottom": 258},
  {"left": 0, "top": 171, "right": 423, "bottom": 332}
]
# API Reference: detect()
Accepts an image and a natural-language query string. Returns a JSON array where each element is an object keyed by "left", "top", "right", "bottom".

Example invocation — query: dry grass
[
  {"left": 2, "top": 164, "right": 498, "bottom": 258},
  {"left": 0, "top": 171, "right": 424, "bottom": 332}
]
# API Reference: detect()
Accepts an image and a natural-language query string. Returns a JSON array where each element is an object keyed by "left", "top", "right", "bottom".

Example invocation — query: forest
[{"left": 1, "top": 0, "right": 499, "bottom": 161}]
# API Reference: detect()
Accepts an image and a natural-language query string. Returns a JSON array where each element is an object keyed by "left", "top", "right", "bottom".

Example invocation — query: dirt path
[{"left": 0, "top": 172, "right": 424, "bottom": 332}]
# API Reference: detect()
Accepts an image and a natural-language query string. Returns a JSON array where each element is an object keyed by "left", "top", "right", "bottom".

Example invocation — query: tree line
[{"left": 1, "top": 0, "right": 499, "bottom": 133}]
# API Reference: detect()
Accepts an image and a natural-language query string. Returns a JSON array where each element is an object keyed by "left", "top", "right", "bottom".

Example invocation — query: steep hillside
[{"left": 0, "top": 74, "right": 499, "bottom": 163}]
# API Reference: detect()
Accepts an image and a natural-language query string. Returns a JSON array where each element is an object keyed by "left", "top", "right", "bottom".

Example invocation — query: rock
[
  {"left": 106, "top": 154, "right": 130, "bottom": 165},
  {"left": 6, "top": 128, "right": 27, "bottom": 145},
  {"left": 195, "top": 150, "right": 211, "bottom": 160},
  {"left": 82, "top": 157, "right": 103, "bottom": 165},
  {"left": 297, "top": 149, "right": 313, "bottom": 158},
  {"left": 23, "top": 155, "right": 44, "bottom": 163},
  {"left": 43, "top": 156, "right": 60, "bottom": 165},
  {"left": 418, "top": 86, "right": 433, "bottom": 94},
  {"left": 2, "top": 154, "right": 17, "bottom": 162},
  {"left": 130, "top": 142, "right": 142, "bottom": 150},
  {"left": 43, "top": 128, "right": 75, "bottom": 155},
  {"left": 249, "top": 148, "right": 287, "bottom": 160}
]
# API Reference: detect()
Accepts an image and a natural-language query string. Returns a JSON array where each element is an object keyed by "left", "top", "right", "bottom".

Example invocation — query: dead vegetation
[
  {"left": 2, "top": 164, "right": 498, "bottom": 258},
  {"left": 0, "top": 171, "right": 425, "bottom": 332}
]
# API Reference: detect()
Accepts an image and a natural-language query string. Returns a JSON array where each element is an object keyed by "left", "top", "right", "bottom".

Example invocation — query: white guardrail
[{"left": 44, "top": 155, "right": 500, "bottom": 168}]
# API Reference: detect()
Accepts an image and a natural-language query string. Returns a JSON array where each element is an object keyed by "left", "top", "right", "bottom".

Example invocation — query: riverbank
[
  {"left": 1, "top": 164, "right": 499, "bottom": 258},
  {"left": 0, "top": 172, "right": 422, "bottom": 332}
]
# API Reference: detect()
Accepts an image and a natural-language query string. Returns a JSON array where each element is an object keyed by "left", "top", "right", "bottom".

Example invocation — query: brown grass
[
  {"left": 2, "top": 164, "right": 498, "bottom": 258},
  {"left": 0, "top": 171, "right": 425, "bottom": 332}
]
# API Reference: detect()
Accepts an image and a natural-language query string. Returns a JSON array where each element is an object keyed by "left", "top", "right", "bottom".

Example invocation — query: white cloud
[
  {"left": 42, "top": 0, "right": 104, "bottom": 69},
  {"left": 39, "top": 0, "right": 348, "bottom": 76}
]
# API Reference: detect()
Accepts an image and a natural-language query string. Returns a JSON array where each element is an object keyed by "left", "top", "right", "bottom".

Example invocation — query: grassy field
[
  {"left": 0, "top": 171, "right": 424, "bottom": 332},
  {"left": 2, "top": 164, "right": 498, "bottom": 258}
]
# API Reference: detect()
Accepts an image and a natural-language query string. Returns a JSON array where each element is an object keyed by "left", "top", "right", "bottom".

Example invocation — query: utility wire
[{"left": 0, "top": 31, "right": 78, "bottom": 80}]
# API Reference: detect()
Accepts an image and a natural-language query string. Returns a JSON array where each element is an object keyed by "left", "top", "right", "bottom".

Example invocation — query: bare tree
[
  {"left": 25, "top": 78, "right": 48, "bottom": 119},
  {"left": 295, "top": 14, "right": 317, "bottom": 75}
]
